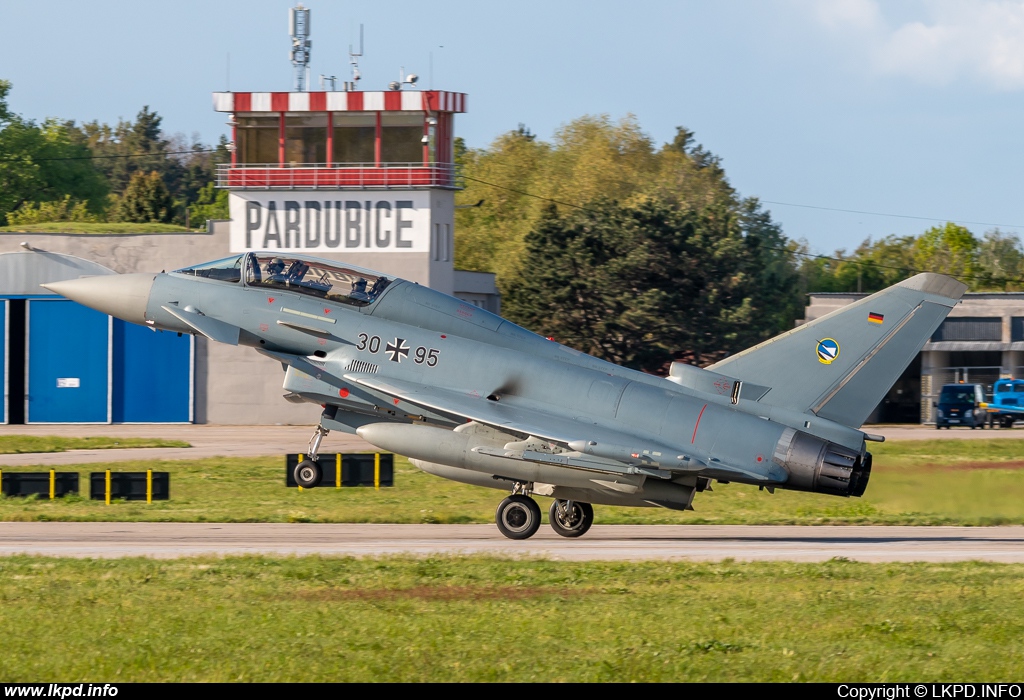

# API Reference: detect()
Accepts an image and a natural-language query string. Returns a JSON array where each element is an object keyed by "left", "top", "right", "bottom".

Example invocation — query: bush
[{"left": 6, "top": 195, "right": 100, "bottom": 225}]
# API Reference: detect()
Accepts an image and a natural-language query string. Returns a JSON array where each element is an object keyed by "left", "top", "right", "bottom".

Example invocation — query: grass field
[
  {"left": 0, "top": 222, "right": 193, "bottom": 234},
  {"left": 1, "top": 439, "right": 1023, "bottom": 524},
  {"left": 0, "top": 436, "right": 189, "bottom": 454},
  {"left": 0, "top": 556, "right": 1021, "bottom": 681}
]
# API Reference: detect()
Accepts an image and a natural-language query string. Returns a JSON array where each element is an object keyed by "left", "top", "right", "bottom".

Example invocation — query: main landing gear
[
  {"left": 548, "top": 499, "right": 594, "bottom": 538},
  {"left": 494, "top": 482, "right": 594, "bottom": 540},
  {"left": 293, "top": 425, "right": 329, "bottom": 489}
]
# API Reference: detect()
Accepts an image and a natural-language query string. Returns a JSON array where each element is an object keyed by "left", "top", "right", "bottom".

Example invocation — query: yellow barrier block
[
  {"left": 105, "top": 469, "right": 111, "bottom": 505},
  {"left": 336, "top": 454, "right": 341, "bottom": 489},
  {"left": 49, "top": 469, "right": 55, "bottom": 500},
  {"left": 374, "top": 453, "right": 380, "bottom": 491},
  {"left": 297, "top": 453, "right": 303, "bottom": 492},
  {"left": 146, "top": 469, "right": 152, "bottom": 505}
]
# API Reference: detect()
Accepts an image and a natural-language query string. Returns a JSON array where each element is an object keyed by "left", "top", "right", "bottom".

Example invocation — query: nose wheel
[
  {"left": 548, "top": 499, "right": 594, "bottom": 538},
  {"left": 495, "top": 495, "right": 542, "bottom": 540},
  {"left": 294, "top": 459, "right": 323, "bottom": 488}
]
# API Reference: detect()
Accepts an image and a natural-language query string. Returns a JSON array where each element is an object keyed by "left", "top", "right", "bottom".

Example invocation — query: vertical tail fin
[{"left": 709, "top": 273, "right": 967, "bottom": 428}]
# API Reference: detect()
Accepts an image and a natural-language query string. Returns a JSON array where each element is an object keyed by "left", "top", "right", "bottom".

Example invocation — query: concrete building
[
  {"left": 805, "top": 291, "right": 1024, "bottom": 423},
  {"left": 0, "top": 86, "right": 499, "bottom": 426}
]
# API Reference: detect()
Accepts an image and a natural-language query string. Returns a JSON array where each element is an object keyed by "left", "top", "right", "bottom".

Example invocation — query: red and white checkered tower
[{"left": 212, "top": 17, "right": 466, "bottom": 293}]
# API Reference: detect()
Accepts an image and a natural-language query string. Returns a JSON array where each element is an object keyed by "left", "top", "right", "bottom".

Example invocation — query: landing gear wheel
[
  {"left": 548, "top": 500, "right": 594, "bottom": 538},
  {"left": 495, "top": 495, "right": 542, "bottom": 540},
  {"left": 294, "top": 459, "right": 323, "bottom": 489}
]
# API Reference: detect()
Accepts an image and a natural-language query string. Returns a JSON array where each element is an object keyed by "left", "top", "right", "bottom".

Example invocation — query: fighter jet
[{"left": 43, "top": 252, "right": 967, "bottom": 539}]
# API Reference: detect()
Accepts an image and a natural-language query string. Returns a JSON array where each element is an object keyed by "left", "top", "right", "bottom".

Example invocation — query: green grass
[
  {"left": 0, "top": 436, "right": 190, "bottom": 454},
  {"left": 0, "top": 222, "right": 193, "bottom": 233},
  {"left": 0, "top": 556, "right": 1021, "bottom": 681},
  {"left": 2, "top": 439, "right": 1024, "bottom": 524}
]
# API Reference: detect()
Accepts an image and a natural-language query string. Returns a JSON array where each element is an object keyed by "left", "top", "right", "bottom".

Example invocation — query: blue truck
[{"left": 985, "top": 378, "right": 1024, "bottom": 428}]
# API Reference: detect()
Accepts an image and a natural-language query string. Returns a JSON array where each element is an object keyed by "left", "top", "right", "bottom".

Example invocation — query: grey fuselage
[{"left": 46, "top": 258, "right": 882, "bottom": 511}]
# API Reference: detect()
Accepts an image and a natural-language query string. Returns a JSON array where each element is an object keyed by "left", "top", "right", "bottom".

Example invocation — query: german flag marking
[{"left": 868, "top": 312, "right": 884, "bottom": 324}]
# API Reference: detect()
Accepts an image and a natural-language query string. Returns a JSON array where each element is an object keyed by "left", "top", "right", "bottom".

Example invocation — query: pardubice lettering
[{"left": 245, "top": 200, "right": 415, "bottom": 249}]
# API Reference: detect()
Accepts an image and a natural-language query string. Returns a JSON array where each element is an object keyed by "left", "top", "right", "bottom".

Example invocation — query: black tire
[
  {"left": 495, "top": 495, "right": 542, "bottom": 540},
  {"left": 548, "top": 500, "right": 594, "bottom": 538},
  {"left": 294, "top": 459, "right": 323, "bottom": 488}
]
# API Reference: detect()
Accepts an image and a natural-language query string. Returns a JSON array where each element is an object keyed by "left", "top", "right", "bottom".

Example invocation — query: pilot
[
  {"left": 350, "top": 278, "right": 370, "bottom": 301},
  {"left": 368, "top": 277, "right": 390, "bottom": 299},
  {"left": 267, "top": 257, "right": 286, "bottom": 283}
]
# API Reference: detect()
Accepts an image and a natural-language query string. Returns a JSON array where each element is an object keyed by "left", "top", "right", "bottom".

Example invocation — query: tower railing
[{"left": 216, "top": 162, "right": 460, "bottom": 190}]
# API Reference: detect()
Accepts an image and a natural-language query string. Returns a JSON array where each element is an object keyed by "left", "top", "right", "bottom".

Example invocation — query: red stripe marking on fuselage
[{"left": 692, "top": 403, "right": 708, "bottom": 444}]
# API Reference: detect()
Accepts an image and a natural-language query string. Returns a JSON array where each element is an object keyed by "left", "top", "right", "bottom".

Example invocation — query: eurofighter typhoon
[{"left": 44, "top": 253, "right": 967, "bottom": 539}]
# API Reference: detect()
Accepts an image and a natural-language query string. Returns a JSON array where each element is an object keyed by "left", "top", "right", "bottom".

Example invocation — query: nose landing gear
[{"left": 293, "top": 424, "right": 329, "bottom": 489}]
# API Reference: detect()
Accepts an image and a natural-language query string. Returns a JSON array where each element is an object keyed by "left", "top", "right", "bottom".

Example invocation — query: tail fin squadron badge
[{"left": 816, "top": 338, "right": 840, "bottom": 365}]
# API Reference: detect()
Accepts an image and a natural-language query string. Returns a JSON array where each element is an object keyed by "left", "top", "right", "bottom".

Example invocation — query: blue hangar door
[
  {"left": 27, "top": 299, "right": 110, "bottom": 423},
  {"left": 112, "top": 320, "right": 192, "bottom": 423}
]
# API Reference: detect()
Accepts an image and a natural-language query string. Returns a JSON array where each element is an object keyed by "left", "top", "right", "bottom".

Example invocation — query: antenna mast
[
  {"left": 290, "top": 4, "right": 312, "bottom": 91},
  {"left": 347, "top": 24, "right": 364, "bottom": 91}
]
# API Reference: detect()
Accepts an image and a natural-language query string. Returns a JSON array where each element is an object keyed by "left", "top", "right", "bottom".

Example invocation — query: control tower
[{"left": 211, "top": 89, "right": 467, "bottom": 294}]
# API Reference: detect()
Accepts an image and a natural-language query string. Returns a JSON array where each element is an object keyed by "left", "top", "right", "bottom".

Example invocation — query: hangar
[
  {"left": 0, "top": 250, "right": 192, "bottom": 424},
  {"left": 804, "top": 291, "right": 1024, "bottom": 424}
]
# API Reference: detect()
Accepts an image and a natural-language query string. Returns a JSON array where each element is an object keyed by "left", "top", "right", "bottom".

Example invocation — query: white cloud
[{"left": 807, "top": 0, "right": 1024, "bottom": 90}]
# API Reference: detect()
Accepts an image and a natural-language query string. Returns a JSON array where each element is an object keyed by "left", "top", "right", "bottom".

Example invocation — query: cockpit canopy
[{"left": 174, "top": 252, "right": 395, "bottom": 307}]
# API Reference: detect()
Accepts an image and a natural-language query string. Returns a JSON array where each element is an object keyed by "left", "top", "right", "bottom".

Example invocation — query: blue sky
[{"left": 1, "top": 0, "right": 1022, "bottom": 254}]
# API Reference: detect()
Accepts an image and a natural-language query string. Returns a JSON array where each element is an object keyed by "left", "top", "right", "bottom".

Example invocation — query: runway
[{"left": 2, "top": 523, "right": 1024, "bottom": 562}]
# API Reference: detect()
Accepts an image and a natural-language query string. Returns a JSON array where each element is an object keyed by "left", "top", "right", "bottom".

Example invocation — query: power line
[
  {"left": 759, "top": 199, "right": 1024, "bottom": 231},
  {"left": 460, "top": 173, "right": 1024, "bottom": 287}
]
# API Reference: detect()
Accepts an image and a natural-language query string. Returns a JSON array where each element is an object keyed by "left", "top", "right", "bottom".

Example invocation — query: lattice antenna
[{"left": 290, "top": 4, "right": 312, "bottom": 92}]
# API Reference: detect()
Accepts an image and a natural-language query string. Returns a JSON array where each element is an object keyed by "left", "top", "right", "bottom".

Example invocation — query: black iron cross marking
[{"left": 385, "top": 338, "right": 410, "bottom": 363}]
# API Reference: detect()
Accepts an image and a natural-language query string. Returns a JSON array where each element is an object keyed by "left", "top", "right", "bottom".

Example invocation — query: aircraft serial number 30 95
[{"left": 357, "top": 333, "right": 440, "bottom": 366}]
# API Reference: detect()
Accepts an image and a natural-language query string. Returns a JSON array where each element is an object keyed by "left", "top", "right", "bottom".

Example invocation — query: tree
[
  {"left": 116, "top": 171, "right": 173, "bottom": 223},
  {"left": 77, "top": 106, "right": 170, "bottom": 195},
  {"left": 914, "top": 222, "right": 978, "bottom": 282},
  {"left": 0, "top": 81, "right": 108, "bottom": 224},
  {"left": 455, "top": 116, "right": 755, "bottom": 292},
  {"left": 975, "top": 229, "right": 1023, "bottom": 290},
  {"left": 188, "top": 182, "right": 229, "bottom": 226},
  {"left": 502, "top": 198, "right": 800, "bottom": 372}
]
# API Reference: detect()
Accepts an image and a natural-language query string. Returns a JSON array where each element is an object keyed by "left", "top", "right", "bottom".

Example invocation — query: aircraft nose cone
[{"left": 42, "top": 273, "right": 156, "bottom": 325}]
